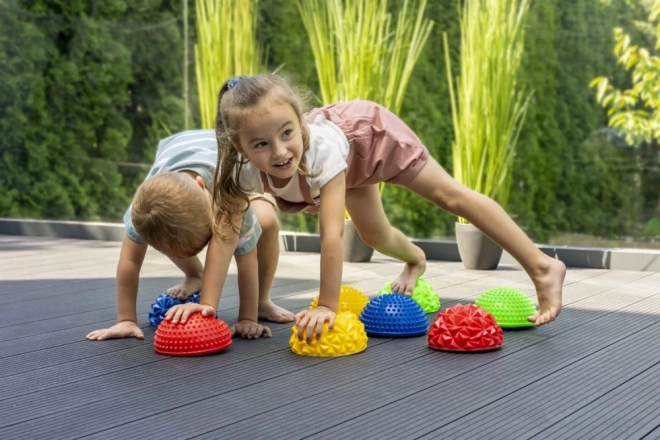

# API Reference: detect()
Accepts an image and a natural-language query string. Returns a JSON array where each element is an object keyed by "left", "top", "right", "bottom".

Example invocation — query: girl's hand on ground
[
  {"left": 165, "top": 303, "right": 215, "bottom": 324},
  {"left": 231, "top": 320, "right": 272, "bottom": 339},
  {"left": 86, "top": 321, "right": 144, "bottom": 341},
  {"left": 294, "top": 306, "right": 336, "bottom": 343}
]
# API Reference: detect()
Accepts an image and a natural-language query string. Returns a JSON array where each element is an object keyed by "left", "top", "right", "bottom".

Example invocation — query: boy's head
[{"left": 131, "top": 172, "right": 212, "bottom": 258}]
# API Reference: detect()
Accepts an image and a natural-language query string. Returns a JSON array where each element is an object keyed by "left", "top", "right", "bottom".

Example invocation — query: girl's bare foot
[
  {"left": 528, "top": 257, "right": 566, "bottom": 326},
  {"left": 259, "top": 300, "right": 295, "bottom": 323},
  {"left": 166, "top": 276, "right": 203, "bottom": 301},
  {"left": 391, "top": 258, "right": 427, "bottom": 296}
]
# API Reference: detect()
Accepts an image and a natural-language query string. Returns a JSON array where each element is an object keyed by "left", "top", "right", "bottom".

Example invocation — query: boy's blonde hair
[
  {"left": 213, "top": 73, "right": 313, "bottom": 237},
  {"left": 131, "top": 172, "right": 212, "bottom": 258}
]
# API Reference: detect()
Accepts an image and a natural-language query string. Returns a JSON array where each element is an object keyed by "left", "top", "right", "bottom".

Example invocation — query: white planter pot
[
  {"left": 343, "top": 220, "right": 374, "bottom": 263},
  {"left": 455, "top": 222, "right": 503, "bottom": 270}
]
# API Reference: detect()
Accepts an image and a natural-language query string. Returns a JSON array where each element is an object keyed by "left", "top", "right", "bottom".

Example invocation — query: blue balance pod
[
  {"left": 148, "top": 292, "right": 201, "bottom": 327},
  {"left": 359, "top": 294, "right": 429, "bottom": 337}
]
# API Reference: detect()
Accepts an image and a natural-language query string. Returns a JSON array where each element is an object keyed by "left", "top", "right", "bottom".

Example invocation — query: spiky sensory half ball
[
  {"left": 379, "top": 278, "right": 440, "bottom": 313},
  {"left": 309, "top": 285, "right": 370, "bottom": 316},
  {"left": 289, "top": 312, "right": 368, "bottom": 357},
  {"left": 474, "top": 287, "right": 537, "bottom": 328},
  {"left": 428, "top": 304, "right": 503, "bottom": 351},
  {"left": 360, "top": 294, "right": 429, "bottom": 337},
  {"left": 154, "top": 312, "right": 232, "bottom": 356},
  {"left": 149, "top": 292, "right": 201, "bottom": 327}
]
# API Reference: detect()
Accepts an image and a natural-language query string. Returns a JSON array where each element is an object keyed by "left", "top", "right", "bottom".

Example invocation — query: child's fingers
[
  {"left": 263, "top": 325, "right": 272, "bottom": 338},
  {"left": 294, "top": 309, "right": 307, "bottom": 325},
  {"left": 170, "top": 307, "right": 185, "bottom": 324},
  {"left": 180, "top": 309, "right": 192, "bottom": 323},
  {"left": 315, "top": 318, "right": 327, "bottom": 340},
  {"left": 306, "top": 317, "right": 319, "bottom": 343},
  {"left": 297, "top": 316, "right": 310, "bottom": 341}
]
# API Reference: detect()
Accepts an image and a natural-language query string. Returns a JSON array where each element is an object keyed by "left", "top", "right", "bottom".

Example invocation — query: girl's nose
[{"left": 272, "top": 141, "right": 286, "bottom": 157}]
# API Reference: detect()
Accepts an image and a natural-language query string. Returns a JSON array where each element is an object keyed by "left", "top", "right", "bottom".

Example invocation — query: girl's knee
[
  {"left": 256, "top": 210, "right": 280, "bottom": 236},
  {"left": 435, "top": 188, "right": 472, "bottom": 216},
  {"left": 356, "top": 226, "right": 390, "bottom": 249}
]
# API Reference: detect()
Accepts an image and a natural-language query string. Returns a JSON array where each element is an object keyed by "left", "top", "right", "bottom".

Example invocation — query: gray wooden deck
[{"left": 1, "top": 234, "right": 659, "bottom": 439}]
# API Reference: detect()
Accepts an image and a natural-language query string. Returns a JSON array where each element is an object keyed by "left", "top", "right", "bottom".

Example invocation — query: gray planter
[
  {"left": 343, "top": 220, "right": 374, "bottom": 262},
  {"left": 455, "top": 222, "right": 503, "bottom": 270}
]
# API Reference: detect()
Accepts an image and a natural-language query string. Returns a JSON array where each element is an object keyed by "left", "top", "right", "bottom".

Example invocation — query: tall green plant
[
  {"left": 444, "top": 0, "right": 532, "bottom": 224},
  {"left": 297, "top": 0, "right": 433, "bottom": 219},
  {"left": 297, "top": 0, "right": 433, "bottom": 115},
  {"left": 195, "top": 0, "right": 262, "bottom": 129}
]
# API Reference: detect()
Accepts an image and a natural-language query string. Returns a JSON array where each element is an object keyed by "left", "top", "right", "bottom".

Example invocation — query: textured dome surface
[
  {"left": 378, "top": 278, "right": 440, "bottom": 313},
  {"left": 428, "top": 304, "right": 503, "bottom": 351},
  {"left": 290, "top": 312, "right": 368, "bottom": 357},
  {"left": 474, "top": 287, "right": 536, "bottom": 328},
  {"left": 310, "top": 285, "right": 370, "bottom": 316},
  {"left": 154, "top": 312, "right": 232, "bottom": 356},
  {"left": 360, "top": 294, "right": 429, "bottom": 337}
]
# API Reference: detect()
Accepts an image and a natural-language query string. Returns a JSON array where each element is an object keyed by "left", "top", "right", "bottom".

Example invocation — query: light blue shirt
[{"left": 124, "top": 130, "right": 261, "bottom": 255}]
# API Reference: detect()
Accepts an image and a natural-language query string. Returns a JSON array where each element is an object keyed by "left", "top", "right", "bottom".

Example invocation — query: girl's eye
[
  {"left": 282, "top": 129, "right": 293, "bottom": 139},
  {"left": 254, "top": 141, "right": 267, "bottom": 149}
]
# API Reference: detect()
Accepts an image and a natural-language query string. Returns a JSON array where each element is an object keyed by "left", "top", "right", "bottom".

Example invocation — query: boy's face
[{"left": 236, "top": 94, "right": 304, "bottom": 188}]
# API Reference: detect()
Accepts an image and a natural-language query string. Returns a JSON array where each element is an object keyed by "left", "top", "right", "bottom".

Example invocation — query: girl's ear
[{"left": 195, "top": 176, "right": 206, "bottom": 189}]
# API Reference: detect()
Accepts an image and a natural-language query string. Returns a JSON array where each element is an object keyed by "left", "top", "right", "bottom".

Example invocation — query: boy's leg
[
  {"left": 166, "top": 255, "right": 204, "bottom": 300},
  {"left": 345, "top": 184, "right": 427, "bottom": 295},
  {"left": 250, "top": 198, "right": 295, "bottom": 322},
  {"left": 405, "top": 159, "right": 565, "bottom": 326}
]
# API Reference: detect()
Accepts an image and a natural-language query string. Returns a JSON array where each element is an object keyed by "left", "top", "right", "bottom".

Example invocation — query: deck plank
[{"left": 0, "top": 235, "right": 658, "bottom": 439}]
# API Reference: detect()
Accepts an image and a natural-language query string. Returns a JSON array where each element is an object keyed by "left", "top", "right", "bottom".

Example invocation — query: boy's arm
[
  {"left": 294, "top": 172, "right": 346, "bottom": 342},
  {"left": 86, "top": 236, "right": 148, "bottom": 340},
  {"left": 116, "top": 235, "right": 148, "bottom": 323}
]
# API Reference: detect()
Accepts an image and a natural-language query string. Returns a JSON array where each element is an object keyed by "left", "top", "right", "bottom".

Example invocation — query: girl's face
[{"left": 236, "top": 95, "right": 304, "bottom": 188}]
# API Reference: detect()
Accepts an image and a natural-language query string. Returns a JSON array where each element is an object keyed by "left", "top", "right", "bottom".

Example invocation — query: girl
[{"left": 169, "top": 73, "right": 565, "bottom": 342}]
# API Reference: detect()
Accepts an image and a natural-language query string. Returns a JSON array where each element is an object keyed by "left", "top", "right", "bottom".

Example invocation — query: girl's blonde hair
[
  {"left": 132, "top": 172, "right": 212, "bottom": 257},
  {"left": 213, "top": 73, "right": 313, "bottom": 237}
]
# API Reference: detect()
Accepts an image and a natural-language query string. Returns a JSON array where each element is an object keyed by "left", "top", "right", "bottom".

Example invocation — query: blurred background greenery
[{"left": 1, "top": 0, "right": 659, "bottom": 248}]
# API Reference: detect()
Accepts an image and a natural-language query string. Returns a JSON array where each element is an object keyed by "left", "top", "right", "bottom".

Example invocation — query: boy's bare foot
[
  {"left": 528, "top": 257, "right": 566, "bottom": 327},
  {"left": 258, "top": 300, "right": 295, "bottom": 323},
  {"left": 391, "top": 258, "right": 427, "bottom": 296},
  {"left": 166, "top": 276, "right": 203, "bottom": 301}
]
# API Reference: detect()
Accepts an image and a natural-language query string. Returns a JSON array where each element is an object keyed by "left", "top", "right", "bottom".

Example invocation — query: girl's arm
[
  {"left": 294, "top": 172, "right": 347, "bottom": 342},
  {"left": 165, "top": 208, "right": 242, "bottom": 324},
  {"left": 317, "top": 172, "right": 347, "bottom": 310}
]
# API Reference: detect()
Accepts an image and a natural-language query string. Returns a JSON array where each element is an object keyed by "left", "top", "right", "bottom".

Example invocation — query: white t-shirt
[{"left": 238, "top": 114, "right": 350, "bottom": 202}]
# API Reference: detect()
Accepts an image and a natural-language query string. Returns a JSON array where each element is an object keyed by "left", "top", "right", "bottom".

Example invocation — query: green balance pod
[
  {"left": 474, "top": 287, "right": 537, "bottom": 328},
  {"left": 379, "top": 278, "right": 440, "bottom": 313}
]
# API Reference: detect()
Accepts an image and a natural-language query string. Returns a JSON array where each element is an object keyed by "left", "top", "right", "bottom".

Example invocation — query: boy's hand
[
  {"left": 294, "top": 306, "right": 336, "bottom": 343},
  {"left": 165, "top": 303, "right": 215, "bottom": 324},
  {"left": 86, "top": 321, "right": 144, "bottom": 341},
  {"left": 231, "top": 320, "right": 272, "bottom": 339}
]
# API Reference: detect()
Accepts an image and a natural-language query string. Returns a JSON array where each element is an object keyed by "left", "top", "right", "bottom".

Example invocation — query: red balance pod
[
  {"left": 154, "top": 312, "right": 232, "bottom": 356},
  {"left": 428, "top": 304, "right": 503, "bottom": 352}
]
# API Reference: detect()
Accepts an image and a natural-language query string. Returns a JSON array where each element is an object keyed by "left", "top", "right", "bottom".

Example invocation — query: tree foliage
[{"left": 0, "top": 0, "right": 651, "bottom": 242}]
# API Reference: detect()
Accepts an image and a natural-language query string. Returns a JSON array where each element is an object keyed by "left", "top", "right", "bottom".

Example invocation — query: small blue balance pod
[
  {"left": 148, "top": 292, "right": 201, "bottom": 327},
  {"left": 359, "top": 294, "right": 429, "bottom": 337}
]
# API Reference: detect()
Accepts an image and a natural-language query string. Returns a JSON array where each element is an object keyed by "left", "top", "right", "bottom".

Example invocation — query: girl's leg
[
  {"left": 405, "top": 159, "right": 565, "bottom": 326},
  {"left": 251, "top": 199, "right": 294, "bottom": 322},
  {"left": 345, "top": 184, "right": 427, "bottom": 295}
]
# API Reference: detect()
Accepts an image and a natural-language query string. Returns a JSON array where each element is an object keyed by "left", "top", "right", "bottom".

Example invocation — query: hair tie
[{"left": 227, "top": 77, "right": 240, "bottom": 89}]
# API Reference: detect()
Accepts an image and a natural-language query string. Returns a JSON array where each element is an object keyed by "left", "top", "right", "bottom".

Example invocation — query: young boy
[{"left": 86, "top": 130, "right": 294, "bottom": 342}]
